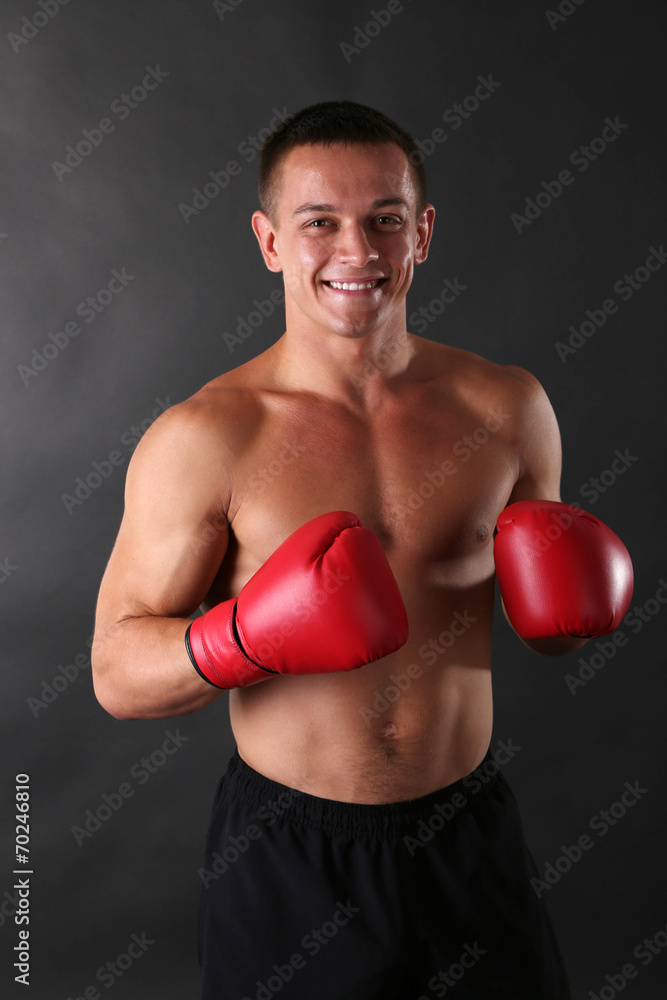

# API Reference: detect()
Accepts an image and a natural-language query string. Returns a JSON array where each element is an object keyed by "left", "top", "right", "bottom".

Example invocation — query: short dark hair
[{"left": 258, "top": 100, "right": 427, "bottom": 224}]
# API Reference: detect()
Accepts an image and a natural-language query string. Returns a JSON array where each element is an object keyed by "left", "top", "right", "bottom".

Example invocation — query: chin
[{"left": 325, "top": 313, "right": 386, "bottom": 338}]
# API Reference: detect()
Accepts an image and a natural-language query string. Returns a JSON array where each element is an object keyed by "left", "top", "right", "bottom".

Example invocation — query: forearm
[
  {"left": 91, "top": 614, "right": 230, "bottom": 720},
  {"left": 91, "top": 512, "right": 409, "bottom": 717}
]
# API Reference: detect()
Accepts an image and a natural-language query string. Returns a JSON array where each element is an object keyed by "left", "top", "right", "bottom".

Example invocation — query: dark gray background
[{"left": 2, "top": 0, "right": 666, "bottom": 996}]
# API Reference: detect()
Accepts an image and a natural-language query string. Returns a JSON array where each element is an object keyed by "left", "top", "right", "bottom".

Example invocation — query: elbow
[
  {"left": 91, "top": 673, "right": 135, "bottom": 720},
  {"left": 90, "top": 645, "right": 139, "bottom": 721}
]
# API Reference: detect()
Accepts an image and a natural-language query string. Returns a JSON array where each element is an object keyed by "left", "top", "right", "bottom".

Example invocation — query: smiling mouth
[{"left": 322, "top": 278, "right": 388, "bottom": 291}]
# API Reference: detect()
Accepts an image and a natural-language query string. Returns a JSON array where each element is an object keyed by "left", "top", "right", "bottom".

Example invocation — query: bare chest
[{"left": 217, "top": 391, "right": 517, "bottom": 596}]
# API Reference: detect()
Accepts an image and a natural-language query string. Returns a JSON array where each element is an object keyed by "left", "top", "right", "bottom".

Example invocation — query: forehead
[{"left": 276, "top": 142, "right": 416, "bottom": 212}]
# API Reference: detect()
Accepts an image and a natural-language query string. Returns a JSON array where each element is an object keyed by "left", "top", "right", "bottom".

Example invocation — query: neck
[{"left": 269, "top": 320, "right": 415, "bottom": 410}]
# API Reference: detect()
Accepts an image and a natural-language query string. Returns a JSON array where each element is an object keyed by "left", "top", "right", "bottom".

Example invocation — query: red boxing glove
[
  {"left": 494, "top": 500, "right": 633, "bottom": 639},
  {"left": 186, "top": 511, "right": 409, "bottom": 688}
]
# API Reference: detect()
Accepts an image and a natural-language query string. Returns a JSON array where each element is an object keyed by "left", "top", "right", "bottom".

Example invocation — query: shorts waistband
[{"left": 221, "top": 747, "right": 505, "bottom": 840}]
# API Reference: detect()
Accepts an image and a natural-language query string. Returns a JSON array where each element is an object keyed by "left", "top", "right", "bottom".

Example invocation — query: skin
[{"left": 92, "top": 141, "right": 589, "bottom": 804}]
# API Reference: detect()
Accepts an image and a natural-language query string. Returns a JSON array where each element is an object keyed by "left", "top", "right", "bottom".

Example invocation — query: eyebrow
[{"left": 291, "top": 197, "right": 410, "bottom": 218}]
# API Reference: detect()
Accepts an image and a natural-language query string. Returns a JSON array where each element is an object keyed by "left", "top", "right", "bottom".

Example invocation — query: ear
[
  {"left": 414, "top": 204, "right": 436, "bottom": 265},
  {"left": 252, "top": 211, "right": 282, "bottom": 273}
]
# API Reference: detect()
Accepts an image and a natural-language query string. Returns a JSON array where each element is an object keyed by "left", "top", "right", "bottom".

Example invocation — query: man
[{"left": 92, "top": 101, "right": 632, "bottom": 998}]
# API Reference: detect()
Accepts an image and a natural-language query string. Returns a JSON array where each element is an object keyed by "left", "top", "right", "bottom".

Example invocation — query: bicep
[
  {"left": 95, "top": 405, "right": 231, "bottom": 631},
  {"left": 505, "top": 368, "right": 563, "bottom": 505}
]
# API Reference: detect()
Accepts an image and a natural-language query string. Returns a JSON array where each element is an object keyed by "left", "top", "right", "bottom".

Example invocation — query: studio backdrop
[{"left": 2, "top": 1, "right": 665, "bottom": 997}]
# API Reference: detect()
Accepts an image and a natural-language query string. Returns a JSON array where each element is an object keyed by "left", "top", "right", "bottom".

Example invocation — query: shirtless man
[{"left": 91, "top": 101, "right": 632, "bottom": 999}]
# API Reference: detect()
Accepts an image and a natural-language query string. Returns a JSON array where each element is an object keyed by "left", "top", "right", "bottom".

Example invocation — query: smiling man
[{"left": 92, "top": 101, "right": 632, "bottom": 999}]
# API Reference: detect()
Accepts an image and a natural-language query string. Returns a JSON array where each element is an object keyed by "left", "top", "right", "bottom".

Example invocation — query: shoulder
[
  {"left": 464, "top": 359, "right": 560, "bottom": 451},
  {"left": 494, "top": 363, "right": 551, "bottom": 403},
  {"left": 123, "top": 371, "right": 267, "bottom": 518},
  {"left": 494, "top": 364, "right": 559, "bottom": 439},
  {"left": 134, "top": 368, "right": 266, "bottom": 461},
  {"left": 414, "top": 338, "right": 552, "bottom": 415}
]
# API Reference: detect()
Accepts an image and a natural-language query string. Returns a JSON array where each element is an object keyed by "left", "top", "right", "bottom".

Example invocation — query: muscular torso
[{"left": 201, "top": 336, "right": 522, "bottom": 803}]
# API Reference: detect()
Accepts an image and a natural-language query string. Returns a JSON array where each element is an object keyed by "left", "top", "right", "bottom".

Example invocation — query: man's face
[{"left": 252, "top": 142, "right": 434, "bottom": 340}]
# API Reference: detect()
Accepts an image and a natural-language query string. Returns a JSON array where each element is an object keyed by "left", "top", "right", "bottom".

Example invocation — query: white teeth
[{"left": 328, "top": 280, "right": 380, "bottom": 290}]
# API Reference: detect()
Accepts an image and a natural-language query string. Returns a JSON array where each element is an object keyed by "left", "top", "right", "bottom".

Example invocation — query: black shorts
[{"left": 198, "top": 748, "right": 571, "bottom": 999}]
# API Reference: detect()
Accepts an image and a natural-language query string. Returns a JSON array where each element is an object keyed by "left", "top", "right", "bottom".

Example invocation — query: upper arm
[
  {"left": 504, "top": 366, "right": 563, "bottom": 506},
  {"left": 94, "top": 397, "right": 233, "bottom": 636}
]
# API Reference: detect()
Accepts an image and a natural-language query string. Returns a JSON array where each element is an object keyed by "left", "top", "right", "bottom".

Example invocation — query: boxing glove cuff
[{"left": 185, "top": 600, "right": 276, "bottom": 689}]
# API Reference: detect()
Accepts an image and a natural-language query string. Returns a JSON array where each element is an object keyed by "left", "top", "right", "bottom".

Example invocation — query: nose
[{"left": 335, "top": 222, "right": 379, "bottom": 266}]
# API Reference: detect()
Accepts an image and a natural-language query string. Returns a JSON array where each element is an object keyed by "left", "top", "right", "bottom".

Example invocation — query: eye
[
  {"left": 375, "top": 215, "right": 402, "bottom": 227},
  {"left": 306, "top": 218, "right": 332, "bottom": 228}
]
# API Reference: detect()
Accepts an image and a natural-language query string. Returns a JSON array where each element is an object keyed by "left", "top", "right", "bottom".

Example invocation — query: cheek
[
  {"left": 392, "top": 248, "right": 415, "bottom": 287},
  {"left": 281, "top": 240, "right": 326, "bottom": 285},
  {"left": 388, "top": 234, "right": 416, "bottom": 271}
]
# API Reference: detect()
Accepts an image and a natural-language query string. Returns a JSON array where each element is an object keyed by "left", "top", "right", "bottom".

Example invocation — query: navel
[{"left": 381, "top": 722, "right": 398, "bottom": 738}]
